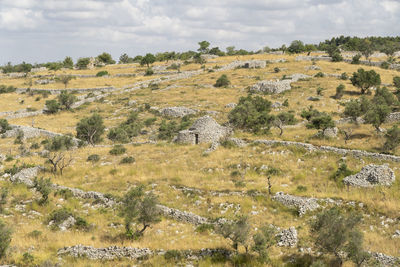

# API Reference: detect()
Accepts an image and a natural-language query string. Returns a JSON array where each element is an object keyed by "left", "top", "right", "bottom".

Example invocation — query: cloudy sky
[{"left": 0, "top": 0, "right": 399, "bottom": 64}]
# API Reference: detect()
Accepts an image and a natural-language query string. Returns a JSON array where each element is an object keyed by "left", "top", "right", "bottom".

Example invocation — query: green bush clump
[
  {"left": 214, "top": 74, "right": 230, "bottom": 87},
  {"left": 109, "top": 145, "right": 126, "bottom": 155},
  {"left": 120, "top": 156, "right": 135, "bottom": 164},
  {"left": 0, "top": 85, "right": 16, "bottom": 94},
  {"left": 87, "top": 154, "right": 100, "bottom": 162},
  {"left": 96, "top": 70, "right": 109, "bottom": 77}
]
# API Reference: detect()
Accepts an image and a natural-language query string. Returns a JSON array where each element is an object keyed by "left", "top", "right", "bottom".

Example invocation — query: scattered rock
[
  {"left": 323, "top": 127, "right": 338, "bottom": 138},
  {"left": 225, "top": 103, "right": 237, "bottom": 109},
  {"left": 305, "top": 65, "right": 321, "bottom": 70},
  {"left": 343, "top": 164, "right": 395, "bottom": 187},
  {"left": 277, "top": 227, "right": 298, "bottom": 247},
  {"left": 160, "top": 107, "right": 197, "bottom": 118},
  {"left": 272, "top": 192, "right": 320, "bottom": 216},
  {"left": 10, "top": 167, "right": 42, "bottom": 187}
]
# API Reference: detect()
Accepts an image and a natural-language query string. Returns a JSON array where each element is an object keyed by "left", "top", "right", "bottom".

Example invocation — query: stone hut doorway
[{"left": 195, "top": 134, "right": 199, "bottom": 144}]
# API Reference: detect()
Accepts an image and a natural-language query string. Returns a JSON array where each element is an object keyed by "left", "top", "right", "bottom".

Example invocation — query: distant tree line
[{"left": 2, "top": 36, "right": 400, "bottom": 73}]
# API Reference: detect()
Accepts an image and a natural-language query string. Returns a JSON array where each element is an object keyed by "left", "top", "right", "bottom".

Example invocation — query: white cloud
[{"left": 0, "top": 0, "right": 399, "bottom": 63}]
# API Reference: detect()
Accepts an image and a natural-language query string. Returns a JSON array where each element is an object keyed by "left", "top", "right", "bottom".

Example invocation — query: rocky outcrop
[
  {"left": 250, "top": 80, "right": 292, "bottom": 94},
  {"left": 305, "top": 65, "right": 321, "bottom": 70},
  {"left": 277, "top": 227, "right": 298, "bottom": 247},
  {"left": 323, "top": 127, "right": 338, "bottom": 138},
  {"left": 225, "top": 103, "right": 237, "bottom": 109},
  {"left": 296, "top": 56, "right": 332, "bottom": 62},
  {"left": 369, "top": 252, "right": 400, "bottom": 266},
  {"left": 250, "top": 73, "right": 310, "bottom": 94},
  {"left": 10, "top": 167, "right": 42, "bottom": 187},
  {"left": 343, "top": 164, "right": 395, "bottom": 187},
  {"left": 272, "top": 192, "right": 320, "bottom": 216},
  {"left": 254, "top": 139, "right": 400, "bottom": 162},
  {"left": 49, "top": 216, "right": 76, "bottom": 231},
  {"left": 160, "top": 107, "right": 197, "bottom": 118}
]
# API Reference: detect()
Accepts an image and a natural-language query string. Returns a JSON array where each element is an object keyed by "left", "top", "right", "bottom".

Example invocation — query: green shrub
[
  {"left": 380, "top": 61, "right": 390, "bottom": 69},
  {"left": 96, "top": 71, "right": 109, "bottom": 77},
  {"left": 109, "top": 145, "right": 126, "bottom": 155},
  {"left": 0, "top": 220, "right": 12, "bottom": 259},
  {"left": 228, "top": 95, "right": 273, "bottom": 134},
  {"left": 47, "top": 208, "right": 73, "bottom": 227},
  {"left": 87, "top": 154, "right": 100, "bottom": 162},
  {"left": 45, "top": 135, "right": 74, "bottom": 151},
  {"left": 0, "top": 85, "right": 16, "bottom": 94},
  {"left": 351, "top": 54, "right": 361, "bottom": 64},
  {"left": 144, "top": 68, "right": 154, "bottom": 76},
  {"left": 57, "top": 91, "right": 77, "bottom": 110},
  {"left": 316, "top": 87, "right": 325, "bottom": 95},
  {"left": 108, "top": 112, "right": 143, "bottom": 143},
  {"left": 27, "top": 230, "right": 42, "bottom": 238},
  {"left": 120, "top": 156, "right": 135, "bottom": 164},
  {"left": 144, "top": 117, "right": 157, "bottom": 127},
  {"left": 340, "top": 72, "right": 348, "bottom": 80},
  {"left": 164, "top": 250, "right": 183, "bottom": 261},
  {"left": 0, "top": 119, "right": 11, "bottom": 134},
  {"left": 45, "top": 100, "right": 60, "bottom": 114},
  {"left": 314, "top": 72, "right": 324, "bottom": 78},
  {"left": 330, "top": 162, "right": 354, "bottom": 185},
  {"left": 274, "top": 67, "right": 280, "bottom": 73},
  {"left": 214, "top": 74, "right": 230, "bottom": 87},
  {"left": 335, "top": 84, "right": 345, "bottom": 99}
]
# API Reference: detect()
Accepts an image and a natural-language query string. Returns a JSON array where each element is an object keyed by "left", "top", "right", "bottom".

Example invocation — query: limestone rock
[
  {"left": 225, "top": 103, "right": 237, "bottom": 109},
  {"left": 343, "top": 164, "right": 395, "bottom": 187},
  {"left": 160, "top": 107, "right": 197, "bottom": 118},
  {"left": 272, "top": 192, "right": 320, "bottom": 216},
  {"left": 10, "top": 167, "right": 42, "bottom": 187},
  {"left": 305, "top": 65, "right": 321, "bottom": 70},
  {"left": 323, "top": 127, "right": 338, "bottom": 138},
  {"left": 250, "top": 80, "right": 291, "bottom": 94},
  {"left": 277, "top": 227, "right": 298, "bottom": 247}
]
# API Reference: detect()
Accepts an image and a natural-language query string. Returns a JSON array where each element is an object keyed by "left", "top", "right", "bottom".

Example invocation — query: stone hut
[{"left": 176, "top": 116, "right": 230, "bottom": 144}]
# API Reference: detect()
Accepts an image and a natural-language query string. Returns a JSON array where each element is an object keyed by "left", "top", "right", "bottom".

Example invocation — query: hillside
[{"left": 0, "top": 51, "right": 399, "bottom": 266}]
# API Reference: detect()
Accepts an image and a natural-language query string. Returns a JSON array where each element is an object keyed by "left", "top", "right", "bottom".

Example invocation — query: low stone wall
[
  {"left": 272, "top": 192, "right": 320, "bottom": 216},
  {"left": 57, "top": 245, "right": 233, "bottom": 261},
  {"left": 16, "top": 86, "right": 115, "bottom": 95},
  {"left": 254, "top": 139, "right": 400, "bottom": 162}
]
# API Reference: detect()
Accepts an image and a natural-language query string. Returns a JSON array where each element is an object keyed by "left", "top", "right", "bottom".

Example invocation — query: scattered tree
[
  {"left": 288, "top": 40, "right": 305, "bottom": 54},
  {"left": 383, "top": 125, "right": 400, "bottom": 152},
  {"left": 273, "top": 112, "right": 297, "bottom": 136},
  {"left": 140, "top": 53, "right": 156, "bottom": 68},
  {"left": 97, "top": 52, "right": 115, "bottom": 65},
  {"left": 119, "top": 53, "right": 133, "bottom": 64},
  {"left": 229, "top": 95, "right": 274, "bottom": 134},
  {"left": 350, "top": 68, "right": 381, "bottom": 94},
  {"left": 198, "top": 41, "right": 210, "bottom": 54},
  {"left": 45, "top": 100, "right": 60, "bottom": 114},
  {"left": 252, "top": 225, "right": 276, "bottom": 263},
  {"left": 120, "top": 185, "right": 161, "bottom": 239},
  {"left": 62, "top": 57, "right": 74, "bottom": 69},
  {"left": 57, "top": 91, "right": 77, "bottom": 109},
  {"left": 217, "top": 216, "right": 250, "bottom": 252},
  {"left": 310, "top": 208, "right": 364, "bottom": 267},
  {"left": 76, "top": 57, "right": 90, "bottom": 69},
  {"left": 76, "top": 114, "right": 105, "bottom": 145}
]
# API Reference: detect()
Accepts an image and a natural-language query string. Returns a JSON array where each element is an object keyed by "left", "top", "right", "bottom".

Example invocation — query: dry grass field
[{"left": 0, "top": 52, "right": 399, "bottom": 266}]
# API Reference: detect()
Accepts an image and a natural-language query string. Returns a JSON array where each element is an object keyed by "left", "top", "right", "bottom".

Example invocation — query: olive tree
[
  {"left": 350, "top": 68, "right": 381, "bottom": 94},
  {"left": 57, "top": 91, "right": 77, "bottom": 110},
  {"left": 140, "top": 53, "right": 156, "bottom": 68},
  {"left": 120, "top": 185, "right": 161, "bottom": 239},
  {"left": 76, "top": 114, "right": 105, "bottom": 145},
  {"left": 217, "top": 216, "right": 250, "bottom": 252},
  {"left": 310, "top": 208, "right": 366, "bottom": 267}
]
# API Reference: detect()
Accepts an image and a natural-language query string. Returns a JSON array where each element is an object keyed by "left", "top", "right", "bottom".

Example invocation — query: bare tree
[{"left": 46, "top": 152, "right": 73, "bottom": 175}]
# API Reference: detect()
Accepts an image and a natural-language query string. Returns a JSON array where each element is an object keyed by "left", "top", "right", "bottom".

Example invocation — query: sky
[{"left": 0, "top": 0, "right": 399, "bottom": 64}]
